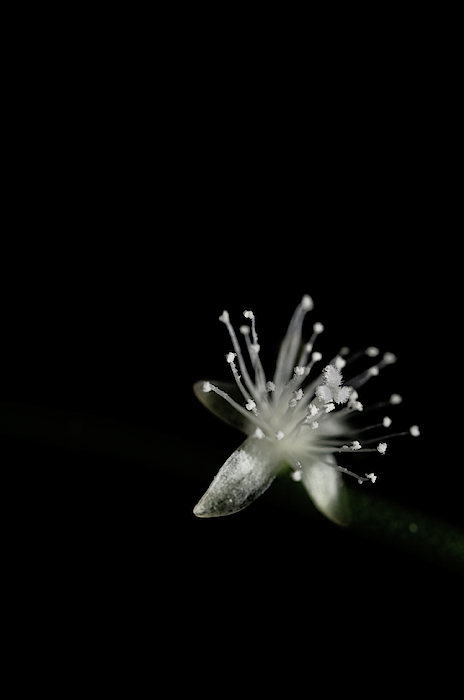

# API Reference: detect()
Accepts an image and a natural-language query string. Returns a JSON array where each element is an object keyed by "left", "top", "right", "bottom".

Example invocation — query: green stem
[{"left": 1, "top": 401, "right": 463, "bottom": 575}]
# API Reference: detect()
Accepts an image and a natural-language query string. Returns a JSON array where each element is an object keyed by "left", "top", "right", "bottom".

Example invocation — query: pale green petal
[
  {"left": 193, "top": 436, "right": 283, "bottom": 517},
  {"left": 301, "top": 454, "right": 351, "bottom": 526},
  {"left": 193, "top": 380, "right": 254, "bottom": 435}
]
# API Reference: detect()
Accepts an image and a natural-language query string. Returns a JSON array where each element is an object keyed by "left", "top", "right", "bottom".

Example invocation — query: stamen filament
[
  {"left": 357, "top": 431, "right": 410, "bottom": 446},
  {"left": 203, "top": 381, "right": 266, "bottom": 430},
  {"left": 219, "top": 311, "right": 262, "bottom": 404}
]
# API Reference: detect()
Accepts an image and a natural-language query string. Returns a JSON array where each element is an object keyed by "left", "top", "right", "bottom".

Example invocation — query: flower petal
[
  {"left": 301, "top": 454, "right": 350, "bottom": 526},
  {"left": 193, "top": 436, "right": 283, "bottom": 517},
  {"left": 193, "top": 380, "right": 255, "bottom": 435}
]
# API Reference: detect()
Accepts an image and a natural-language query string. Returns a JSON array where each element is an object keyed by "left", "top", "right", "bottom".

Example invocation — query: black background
[{"left": 2, "top": 17, "right": 461, "bottom": 685}]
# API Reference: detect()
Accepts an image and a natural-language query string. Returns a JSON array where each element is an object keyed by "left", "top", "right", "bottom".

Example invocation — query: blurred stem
[{"left": 1, "top": 401, "right": 463, "bottom": 575}]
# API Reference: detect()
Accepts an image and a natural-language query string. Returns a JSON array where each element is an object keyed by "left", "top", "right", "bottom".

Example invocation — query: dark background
[{"left": 1, "top": 16, "right": 461, "bottom": 684}]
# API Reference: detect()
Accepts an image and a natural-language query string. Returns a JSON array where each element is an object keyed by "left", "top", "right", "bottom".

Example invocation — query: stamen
[
  {"left": 308, "top": 444, "right": 380, "bottom": 454},
  {"left": 297, "top": 327, "right": 322, "bottom": 366},
  {"left": 361, "top": 430, "right": 415, "bottom": 446},
  {"left": 201, "top": 380, "right": 264, "bottom": 428},
  {"left": 287, "top": 453, "right": 304, "bottom": 481},
  {"left": 355, "top": 416, "right": 393, "bottom": 434},
  {"left": 348, "top": 362, "right": 384, "bottom": 390},
  {"left": 337, "top": 465, "right": 378, "bottom": 484},
  {"left": 381, "top": 352, "right": 397, "bottom": 366},
  {"left": 243, "top": 310, "right": 258, "bottom": 346},
  {"left": 225, "top": 350, "right": 255, "bottom": 406},
  {"left": 306, "top": 455, "right": 377, "bottom": 484},
  {"left": 347, "top": 395, "right": 400, "bottom": 417},
  {"left": 288, "top": 388, "right": 304, "bottom": 408},
  {"left": 242, "top": 309, "right": 267, "bottom": 392},
  {"left": 298, "top": 404, "right": 320, "bottom": 431},
  {"left": 219, "top": 310, "right": 262, "bottom": 402},
  {"left": 343, "top": 352, "right": 397, "bottom": 392}
]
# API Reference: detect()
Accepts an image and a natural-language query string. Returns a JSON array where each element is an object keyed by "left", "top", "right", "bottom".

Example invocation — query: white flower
[{"left": 193, "top": 295, "right": 419, "bottom": 524}]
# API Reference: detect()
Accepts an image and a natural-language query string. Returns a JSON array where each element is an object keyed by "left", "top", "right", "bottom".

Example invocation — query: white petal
[
  {"left": 193, "top": 380, "right": 255, "bottom": 435},
  {"left": 193, "top": 436, "right": 283, "bottom": 517},
  {"left": 300, "top": 454, "right": 350, "bottom": 525},
  {"left": 274, "top": 298, "right": 313, "bottom": 387}
]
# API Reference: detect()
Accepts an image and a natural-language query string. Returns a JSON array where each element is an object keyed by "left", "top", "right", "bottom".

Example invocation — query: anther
[
  {"left": 382, "top": 352, "right": 397, "bottom": 365},
  {"left": 410, "top": 425, "right": 420, "bottom": 437}
]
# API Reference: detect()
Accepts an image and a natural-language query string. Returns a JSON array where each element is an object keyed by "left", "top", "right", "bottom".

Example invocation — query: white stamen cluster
[{"left": 203, "top": 295, "right": 420, "bottom": 486}]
